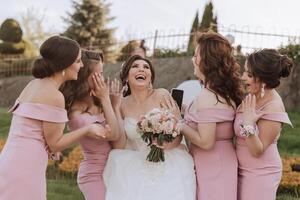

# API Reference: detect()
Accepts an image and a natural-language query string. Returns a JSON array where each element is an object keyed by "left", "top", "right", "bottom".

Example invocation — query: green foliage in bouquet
[{"left": 141, "top": 132, "right": 175, "bottom": 162}]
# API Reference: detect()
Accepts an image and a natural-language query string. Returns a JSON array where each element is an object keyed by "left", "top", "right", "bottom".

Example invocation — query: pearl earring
[{"left": 261, "top": 83, "right": 265, "bottom": 98}]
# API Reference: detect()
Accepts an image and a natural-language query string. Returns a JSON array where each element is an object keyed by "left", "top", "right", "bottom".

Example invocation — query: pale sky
[{"left": 1, "top": 0, "right": 300, "bottom": 51}]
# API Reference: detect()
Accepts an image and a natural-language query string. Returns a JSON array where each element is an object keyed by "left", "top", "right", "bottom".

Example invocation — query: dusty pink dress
[
  {"left": 185, "top": 107, "right": 238, "bottom": 200},
  {"left": 68, "top": 114, "right": 111, "bottom": 200},
  {"left": 0, "top": 100, "right": 68, "bottom": 200},
  {"left": 234, "top": 101, "right": 292, "bottom": 200}
]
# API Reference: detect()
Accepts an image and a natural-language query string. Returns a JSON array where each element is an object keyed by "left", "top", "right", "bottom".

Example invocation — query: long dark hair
[
  {"left": 196, "top": 32, "right": 243, "bottom": 107},
  {"left": 32, "top": 35, "right": 80, "bottom": 78},
  {"left": 119, "top": 55, "right": 155, "bottom": 97},
  {"left": 60, "top": 50, "right": 104, "bottom": 112},
  {"left": 247, "top": 49, "right": 293, "bottom": 88}
]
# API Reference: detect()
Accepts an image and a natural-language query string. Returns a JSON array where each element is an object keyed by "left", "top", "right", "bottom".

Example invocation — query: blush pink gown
[
  {"left": 185, "top": 107, "right": 238, "bottom": 200},
  {"left": 0, "top": 100, "right": 68, "bottom": 200},
  {"left": 68, "top": 114, "right": 111, "bottom": 200},
  {"left": 234, "top": 101, "right": 292, "bottom": 200}
]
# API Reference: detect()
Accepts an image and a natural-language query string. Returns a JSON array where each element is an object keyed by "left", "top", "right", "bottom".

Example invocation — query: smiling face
[
  {"left": 241, "top": 61, "right": 262, "bottom": 95},
  {"left": 65, "top": 50, "right": 84, "bottom": 80},
  {"left": 127, "top": 59, "right": 152, "bottom": 89}
]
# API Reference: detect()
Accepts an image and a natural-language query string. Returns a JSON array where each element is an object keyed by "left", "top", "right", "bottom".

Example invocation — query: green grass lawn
[
  {"left": 46, "top": 182, "right": 299, "bottom": 200},
  {"left": 0, "top": 107, "right": 10, "bottom": 138},
  {"left": 1, "top": 107, "right": 300, "bottom": 199},
  {"left": 47, "top": 179, "right": 84, "bottom": 200},
  {"left": 278, "top": 110, "right": 300, "bottom": 156}
]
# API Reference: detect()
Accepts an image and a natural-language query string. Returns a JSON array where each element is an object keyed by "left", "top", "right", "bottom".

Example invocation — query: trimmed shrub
[{"left": 0, "top": 19, "right": 22, "bottom": 43}]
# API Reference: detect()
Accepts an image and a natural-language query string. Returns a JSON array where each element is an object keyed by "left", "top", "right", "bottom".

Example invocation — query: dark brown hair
[
  {"left": 247, "top": 48, "right": 294, "bottom": 88},
  {"left": 119, "top": 55, "right": 155, "bottom": 97},
  {"left": 196, "top": 32, "right": 243, "bottom": 107},
  {"left": 32, "top": 35, "right": 80, "bottom": 78},
  {"left": 60, "top": 49, "right": 103, "bottom": 112}
]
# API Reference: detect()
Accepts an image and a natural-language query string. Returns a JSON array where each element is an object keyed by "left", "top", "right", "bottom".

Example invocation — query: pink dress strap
[
  {"left": 257, "top": 99, "right": 279, "bottom": 110},
  {"left": 10, "top": 100, "right": 68, "bottom": 123},
  {"left": 236, "top": 99, "right": 292, "bottom": 127},
  {"left": 185, "top": 108, "right": 235, "bottom": 123},
  {"left": 260, "top": 112, "right": 292, "bottom": 126}
]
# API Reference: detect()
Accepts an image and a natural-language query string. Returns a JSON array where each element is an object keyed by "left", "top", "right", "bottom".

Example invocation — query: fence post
[{"left": 152, "top": 30, "right": 158, "bottom": 60}]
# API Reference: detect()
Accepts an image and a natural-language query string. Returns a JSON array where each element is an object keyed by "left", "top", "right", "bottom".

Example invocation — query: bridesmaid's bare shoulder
[
  {"left": 262, "top": 96, "right": 285, "bottom": 113},
  {"left": 19, "top": 78, "right": 65, "bottom": 109},
  {"left": 194, "top": 88, "right": 232, "bottom": 110}
]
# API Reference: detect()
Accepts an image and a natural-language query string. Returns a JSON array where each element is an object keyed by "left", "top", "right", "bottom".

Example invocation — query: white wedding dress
[{"left": 103, "top": 117, "right": 196, "bottom": 200}]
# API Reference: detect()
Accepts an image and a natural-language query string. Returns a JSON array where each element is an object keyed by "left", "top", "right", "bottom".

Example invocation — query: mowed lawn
[{"left": 1, "top": 107, "right": 300, "bottom": 199}]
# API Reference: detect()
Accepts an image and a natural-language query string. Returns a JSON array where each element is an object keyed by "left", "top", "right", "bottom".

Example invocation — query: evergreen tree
[
  {"left": 186, "top": 1, "right": 218, "bottom": 53},
  {"left": 63, "top": 0, "right": 116, "bottom": 62},
  {"left": 187, "top": 12, "right": 199, "bottom": 54},
  {"left": 199, "top": 1, "right": 218, "bottom": 32}
]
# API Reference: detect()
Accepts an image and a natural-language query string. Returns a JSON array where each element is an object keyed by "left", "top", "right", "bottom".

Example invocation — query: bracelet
[{"left": 240, "top": 124, "right": 258, "bottom": 137}]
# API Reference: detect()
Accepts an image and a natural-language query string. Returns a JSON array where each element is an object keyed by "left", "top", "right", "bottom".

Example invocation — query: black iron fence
[{"left": 1, "top": 25, "right": 300, "bottom": 77}]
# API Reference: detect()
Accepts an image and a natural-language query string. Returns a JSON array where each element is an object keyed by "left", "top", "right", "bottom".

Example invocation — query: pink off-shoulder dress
[
  {"left": 234, "top": 101, "right": 292, "bottom": 200},
  {"left": 0, "top": 100, "right": 68, "bottom": 200},
  {"left": 185, "top": 107, "right": 238, "bottom": 200},
  {"left": 68, "top": 114, "right": 111, "bottom": 200}
]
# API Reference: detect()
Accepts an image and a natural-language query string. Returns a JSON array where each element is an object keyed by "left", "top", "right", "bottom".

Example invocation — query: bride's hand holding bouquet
[{"left": 137, "top": 107, "right": 183, "bottom": 162}]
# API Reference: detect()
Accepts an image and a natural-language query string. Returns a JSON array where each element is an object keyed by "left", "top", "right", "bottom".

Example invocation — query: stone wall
[
  {"left": 0, "top": 76, "right": 34, "bottom": 107},
  {"left": 0, "top": 57, "right": 296, "bottom": 110}
]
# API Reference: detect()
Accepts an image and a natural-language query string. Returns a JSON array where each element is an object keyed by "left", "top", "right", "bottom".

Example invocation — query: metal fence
[
  {"left": 129, "top": 25, "right": 300, "bottom": 56},
  {"left": 1, "top": 25, "right": 300, "bottom": 78}
]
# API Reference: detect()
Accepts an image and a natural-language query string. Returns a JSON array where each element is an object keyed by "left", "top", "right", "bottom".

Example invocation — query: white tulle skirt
[{"left": 103, "top": 148, "right": 196, "bottom": 200}]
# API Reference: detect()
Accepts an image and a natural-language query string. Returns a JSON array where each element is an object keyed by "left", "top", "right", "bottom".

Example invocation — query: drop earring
[
  {"left": 62, "top": 70, "right": 66, "bottom": 76},
  {"left": 260, "top": 83, "right": 265, "bottom": 98},
  {"left": 123, "top": 81, "right": 129, "bottom": 93}
]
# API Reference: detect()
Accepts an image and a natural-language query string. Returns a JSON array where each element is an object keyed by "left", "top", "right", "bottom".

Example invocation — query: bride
[{"left": 103, "top": 55, "right": 196, "bottom": 200}]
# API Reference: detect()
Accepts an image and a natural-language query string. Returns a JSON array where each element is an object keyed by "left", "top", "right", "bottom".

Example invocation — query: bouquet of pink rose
[{"left": 137, "top": 108, "right": 182, "bottom": 162}]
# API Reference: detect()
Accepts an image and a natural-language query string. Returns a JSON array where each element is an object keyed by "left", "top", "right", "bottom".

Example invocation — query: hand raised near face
[
  {"left": 241, "top": 94, "right": 266, "bottom": 125},
  {"left": 109, "top": 78, "right": 124, "bottom": 110},
  {"left": 90, "top": 72, "right": 109, "bottom": 100}
]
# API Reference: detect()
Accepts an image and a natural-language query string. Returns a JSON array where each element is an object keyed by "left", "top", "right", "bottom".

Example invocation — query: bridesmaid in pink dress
[
  {"left": 61, "top": 50, "right": 119, "bottom": 200},
  {"left": 234, "top": 49, "right": 293, "bottom": 200},
  {"left": 163, "top": 32, "right": 244, "bottom": 200},
  {"left": 0, "top": 36, "right": 106, "bottom": 200}
]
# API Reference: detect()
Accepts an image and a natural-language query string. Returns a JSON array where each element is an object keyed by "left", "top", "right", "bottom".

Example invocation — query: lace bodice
[{"left": 124, "top": 118, "right": 148, "bottom": 151}]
